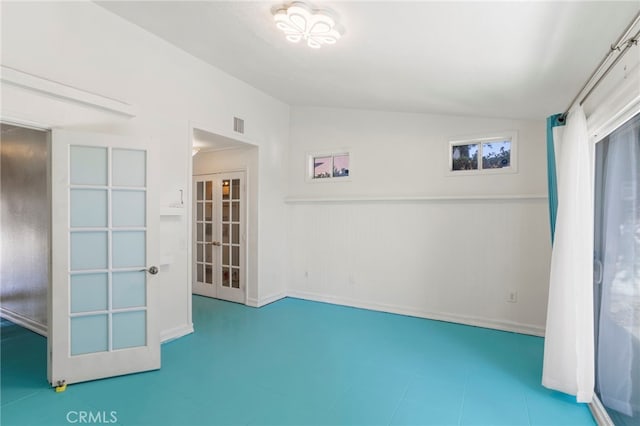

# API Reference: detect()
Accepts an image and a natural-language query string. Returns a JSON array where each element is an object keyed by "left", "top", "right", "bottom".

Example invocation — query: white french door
[
  {"left": 49, "top": 130, "right": 160, "bottom": 386},
  {"left": 192, "top": 172, "right": 245, "bottom": 304}
]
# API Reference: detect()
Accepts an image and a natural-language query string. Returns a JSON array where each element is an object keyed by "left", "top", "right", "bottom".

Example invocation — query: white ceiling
[{"left": 97, "top": 1, "right": 639, "bottom": 120}]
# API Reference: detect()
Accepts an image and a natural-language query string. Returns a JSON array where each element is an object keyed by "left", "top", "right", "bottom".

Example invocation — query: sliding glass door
[{"left": 593, "top": 112, "right": 639, "bottom": 425}]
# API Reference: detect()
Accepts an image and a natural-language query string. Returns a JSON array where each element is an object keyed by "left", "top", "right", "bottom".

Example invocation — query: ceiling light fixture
[{"left": 274, "top": 2, "right": 341, "bottom": 49}]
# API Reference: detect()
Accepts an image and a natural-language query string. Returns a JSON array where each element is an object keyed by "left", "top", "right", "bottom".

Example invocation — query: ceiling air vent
[{"left": 233, "top": 117, "right": 245, "bottom": 134}]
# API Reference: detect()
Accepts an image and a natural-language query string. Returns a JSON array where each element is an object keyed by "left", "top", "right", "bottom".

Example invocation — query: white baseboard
[
  {"left": 160, "top": 323, "right": 194, "bottom": 344},
  {"left": 0, "top": 307, "right": 47, "bottom": 336},
  {"left": 247, "top": 292, "right": 287, "bottom": 308},
  {"left": 287, "top": 290, "right": 545, "bottom": 337}
]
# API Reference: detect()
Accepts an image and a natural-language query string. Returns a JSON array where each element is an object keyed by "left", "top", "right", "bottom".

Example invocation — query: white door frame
[
  {"left": 192, "top": 171, "right": 247, "bottom": 304},
  {"left": 188, "top": 122, "right": 257, "bottom": 307},
  {"left": 49, "top": 130, "right": 160, "bottom": 386}
]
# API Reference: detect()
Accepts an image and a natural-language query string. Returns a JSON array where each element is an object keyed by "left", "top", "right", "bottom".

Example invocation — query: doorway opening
[
  {"left": 191, "top": 127, "right": 257, "bottom": 305},
  {"left": 0, "top": 122, "right": 50, "bottom": 336},
  {"left": 192, "top": 171, "right": 246, "bottom": 303}
]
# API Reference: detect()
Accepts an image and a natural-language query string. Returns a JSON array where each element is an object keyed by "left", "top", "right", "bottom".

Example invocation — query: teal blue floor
[{"left": 2, "top": 296, "right": 594, "bottom": 426}]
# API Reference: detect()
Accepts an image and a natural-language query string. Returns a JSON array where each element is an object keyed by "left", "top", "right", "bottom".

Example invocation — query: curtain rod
[{"left": 559, "top": 10, "right": 640, "bottom": 122}]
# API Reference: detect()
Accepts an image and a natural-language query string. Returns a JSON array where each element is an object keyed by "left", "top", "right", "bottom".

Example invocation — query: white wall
[
  {"left": 1, "top": 2, "right": 289, "bottom": 340},
  {"left": 287, "top": 107, "right": 551, "bottom": 335}
]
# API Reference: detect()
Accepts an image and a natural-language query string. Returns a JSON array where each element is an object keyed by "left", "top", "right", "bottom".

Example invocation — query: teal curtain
[{"left": 547, "top": 114, "right": 565, "bottom": 242}]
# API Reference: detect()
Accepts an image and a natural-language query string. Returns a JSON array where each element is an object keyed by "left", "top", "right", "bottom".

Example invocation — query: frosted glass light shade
[{"left": 274, "top": 2, "right": 341, "bottom": 49}]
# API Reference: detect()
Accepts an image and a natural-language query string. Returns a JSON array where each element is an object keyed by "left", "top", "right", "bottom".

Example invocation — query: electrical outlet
[{"left": 507, "top": 290, "right": 518, "bottom": 303}]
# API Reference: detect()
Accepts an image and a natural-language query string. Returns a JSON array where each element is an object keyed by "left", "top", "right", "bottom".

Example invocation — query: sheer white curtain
[
  {"left": 597, "top": 113, "right": 639, "bottom": 417},
  {"left": 542, "top": 105, "right": 594, "bottom": 402}
]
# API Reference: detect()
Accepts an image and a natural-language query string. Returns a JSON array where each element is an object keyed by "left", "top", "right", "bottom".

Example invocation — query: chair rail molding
[{"left": 1, "top": 65, "right": 137, "bottom": 118}]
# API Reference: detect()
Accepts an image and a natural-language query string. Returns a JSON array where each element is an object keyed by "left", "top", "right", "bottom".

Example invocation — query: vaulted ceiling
[{"left": 97, "top": 1, "right": 639, "bottom": 120}]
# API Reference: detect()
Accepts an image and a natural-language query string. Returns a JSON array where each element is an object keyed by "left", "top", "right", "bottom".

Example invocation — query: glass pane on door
[
  {"left": 112, "top": 149, "right": 146, "bottom": 187},
  {"left": 70, "top": 274, "right": 107, "bottom": 313},
  {"left": 112, "top": 190, "right": 145, "bottom": 227},
  {"left": 112, "top": 271, "right": 146, "bottom": 309},
  {"left": 70, "top": 189, "right": 107, "bottom": 227},
  {"left": 71, "top": 315, "right": 108, "bottom": 355},
  {"left": 70, "top": 146, "right": 107, "bottom": 185},
  {"left": 70, "top": 232, "right": 108, "bottom": 270},
  {"left": 112, "top": 311, "right": 146, "bottom": 350}
]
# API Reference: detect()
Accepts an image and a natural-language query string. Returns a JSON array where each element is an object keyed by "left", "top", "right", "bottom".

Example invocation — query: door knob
[
  {"left": 141, "top": 266, "right": 159, "bottom": 275},
  {"left": 208, "top": 241, "right": 222, "bottom": 246}
]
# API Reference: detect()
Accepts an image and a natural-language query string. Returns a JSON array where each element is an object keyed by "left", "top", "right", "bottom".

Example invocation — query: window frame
[
  {"left": 448, "top": 131, "right": 518, "bottom": 176},
  {"left": 306, "top": 150, "right": 351, "bottom": 182}
]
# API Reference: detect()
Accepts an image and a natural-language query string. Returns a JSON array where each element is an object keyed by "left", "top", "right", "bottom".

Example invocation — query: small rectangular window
[
  {"left": 449, "top": 133, "right": 516, "bottom": 175},
  {"left": 308, "top": 152, "right": 350, "bottom": 181}
]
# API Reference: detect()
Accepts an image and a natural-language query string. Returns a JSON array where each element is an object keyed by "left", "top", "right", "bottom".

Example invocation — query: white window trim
[
  {"left": 447, "top": 131, "right": 518, "bottom": 176},
  {"left": 306, "top": 150, "right": 352, "bottom": 183}
]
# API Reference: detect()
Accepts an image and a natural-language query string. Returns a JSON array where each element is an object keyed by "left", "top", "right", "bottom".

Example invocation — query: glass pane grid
[{"left": 69, "top": 145, "right": 148, "bottom": 357}]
